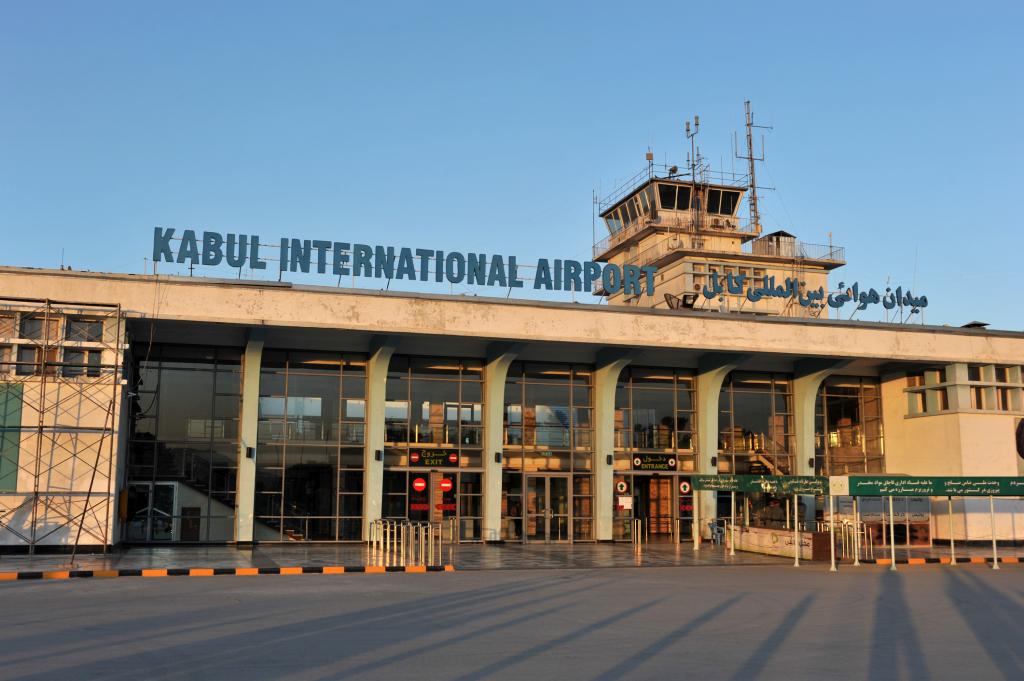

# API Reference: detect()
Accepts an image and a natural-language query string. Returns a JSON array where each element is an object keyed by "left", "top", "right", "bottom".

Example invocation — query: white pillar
[
  {"left": 793, "top": 359, "right": 849, "bottom": 526},
  {"left": 482, "top": 342, "right": 523, "bottom": 542},
  {"left": 362, "top": 336, "right": 398, "bottom": 540},
  {"left": 235, "top": 331, "right": 264, "bottom": 544},
  {"left": 593, "top": 349, "right": 635, "bottom": 541},
  {"left": 695, "top": 353, "right": 748, "bottom": 539}
]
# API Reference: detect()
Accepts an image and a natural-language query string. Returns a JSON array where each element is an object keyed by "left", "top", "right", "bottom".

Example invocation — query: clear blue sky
[{"left": 2, "top": 2, "right": 1021, "bottom": 328}]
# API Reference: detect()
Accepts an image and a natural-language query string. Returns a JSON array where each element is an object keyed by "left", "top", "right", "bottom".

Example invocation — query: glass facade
[
  {"left": 255, "top": 351, "right": 366, "bottom": 541},
  {"left": 613, "top": 367, "right": 696, "bottom": 469},
  {"left": 122, "top": 341, "right": 898, "bottom": 544},
  {"left": 502, "top": 363, "right": 593, "bottom": 541},
  {"left": 718, "top": 372, "right": 794, "bottom": 475},
  {"left": 383, "top": 356, "right": 483, "bottom": 539},
  {"left": 815, "top": 376, "right": 884, "bottom": 475},
  {"left": 126, "top": 345, "right": 241, "bottom": 542},
  {"left": 611, "top": 367, "right": 696, "bottom": 540}
]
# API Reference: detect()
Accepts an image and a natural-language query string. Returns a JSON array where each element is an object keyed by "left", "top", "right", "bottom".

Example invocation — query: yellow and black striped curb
[
  {"left": 857, "top": 556, "right": 1020, "bottom": 566},
  {"left": 0, "top": 565, "right": 455, "bottom": 581}
]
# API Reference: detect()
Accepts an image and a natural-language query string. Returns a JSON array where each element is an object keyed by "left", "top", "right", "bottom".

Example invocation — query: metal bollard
[
  {"left": 418, "top": 524, "right": 424, "bottom": 566},
  {"left": 427, "top": 524, "right": 434, "bottom": 565},
  {"left": 631, "top": 518, "right": 643, "bottom": 546}
]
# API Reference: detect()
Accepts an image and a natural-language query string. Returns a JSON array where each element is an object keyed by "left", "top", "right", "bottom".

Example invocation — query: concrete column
[
  {"left": 362, "top": 336, "right": 399, "bottom": 540},
  {"left": 793, "top": 359, "right": 851, "bottom": 476},
  {"left": 695, "top": 353, "right": 749, "bottom": 538},
  {"left": 793, "top": 358, "right": 850, "bottom": 526},
  {"left": 593, "top": 349, "right": 637, "bottom": 541},
  {"left": 235, "top": 330, "right": 264, "bottom": 545},
  {"left": 482, "top": 342, "right": 524, "bottom": 543},
  {"left": 945, "top": 363, "right": 970, "bottom": 411}
]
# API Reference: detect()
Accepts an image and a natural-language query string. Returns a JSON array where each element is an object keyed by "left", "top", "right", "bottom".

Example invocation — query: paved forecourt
[{"left": 0, "top": 564, "right": 1021, "bottom": 680}]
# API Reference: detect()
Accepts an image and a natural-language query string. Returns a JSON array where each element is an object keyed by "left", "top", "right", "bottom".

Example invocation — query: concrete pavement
[{"left": 0, "top": 564, "right": 1021, "bottom": 680}]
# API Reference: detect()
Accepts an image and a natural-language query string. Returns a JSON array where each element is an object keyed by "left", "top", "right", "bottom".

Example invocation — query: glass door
[
  {"left": 548, "top": 476, "right": 569, "bottom": 542},
  {"left": 524, "top": 475, "right": 570, "bottom": 543}
]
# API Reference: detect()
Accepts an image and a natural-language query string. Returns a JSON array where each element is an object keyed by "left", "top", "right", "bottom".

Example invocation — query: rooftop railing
[
  {"left": 619, "top": 235, "right": 846, "bottom": 270},
  {"left": 597, "top": 164, "right": 748, "bottom": 212},
  {"left": 594, "top": 215, "right": 760, "bottom": 259},
  {"left": 750, "top": 239, "right": 845, "bottom": 263}
]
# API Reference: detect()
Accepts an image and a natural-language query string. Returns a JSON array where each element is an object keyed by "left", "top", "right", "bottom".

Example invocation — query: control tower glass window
[
  {"left": 706, "top": 188, "right": 741, "bottom": 216},
  {"left": 719, "top": 190, "right": 739, "bottom": 215},
  {"left": 657, "top": 184, "right": 691, "bottom": 211}
]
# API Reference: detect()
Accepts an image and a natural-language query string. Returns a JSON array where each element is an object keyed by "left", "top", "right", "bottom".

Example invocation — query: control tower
[{"left": 592, "top": 105, "right": 846, "bottom": 317}]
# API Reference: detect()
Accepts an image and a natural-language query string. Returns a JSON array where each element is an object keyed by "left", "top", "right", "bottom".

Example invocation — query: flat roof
[{"left": 2, "top": 265, "right": 1021, "bottom": 340}]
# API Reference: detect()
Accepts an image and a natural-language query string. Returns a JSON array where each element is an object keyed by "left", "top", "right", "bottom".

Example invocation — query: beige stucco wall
[
  {"left": 3, "top": 266, "right": 1023, "bottom": 545},
  {"left": 881, "top": 375, "right": 1024, "bottom": 540},
  {"left": 3, "top": 268, "right": 1022, "bottom": 365}
]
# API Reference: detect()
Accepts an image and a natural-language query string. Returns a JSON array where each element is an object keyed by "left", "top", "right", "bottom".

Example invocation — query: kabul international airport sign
[
  {"left": 151, "top": 228, "right": 658, "bottom": 296},
  {"left": 701, "top": 272, "right": 928, "bottom": 314},
  {"left": 829, "top": 475, "right": 1024, "bottom": 497}
]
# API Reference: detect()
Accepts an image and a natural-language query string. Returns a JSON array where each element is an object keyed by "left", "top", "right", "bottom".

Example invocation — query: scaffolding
[{"left": 0, "top": 297, "right": 124, "bottom": 557}]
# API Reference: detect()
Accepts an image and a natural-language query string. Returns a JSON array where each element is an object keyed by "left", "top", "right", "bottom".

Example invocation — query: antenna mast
[
  {"left": 685, "top": 115, "right": 701, "bottom": 230},
  {"left": 735, "top": 100, "right": 771, "bottom": 234}
]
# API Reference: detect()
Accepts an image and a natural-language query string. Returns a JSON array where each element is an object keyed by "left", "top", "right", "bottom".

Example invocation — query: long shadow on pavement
[
  {"left": 867, "top": 573, "right": 931, "bottom": 680},
  {"left": 7, "top": 572, "right": 606, "bottom": 681},
  {"left": 305, "top": 578, "right": 613, "bottom": 681},
  {"left": 447, "top": 598, "right": 663, "bottom": 681},
  {"left": 727, "top": 593, "right": 815, "bottom": 681},
  {"left": 943, "top": 570, "right": 1024, "bottom": 680},
  {"left": 590, "top": 594, "right": 744, "bottom": 681}
]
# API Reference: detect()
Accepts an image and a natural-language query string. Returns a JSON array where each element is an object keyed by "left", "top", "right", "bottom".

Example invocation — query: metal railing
[
  {"left": 617, "top": 233, "right": 846, "bottom": 272},
  {"left": 749, "top": 238, "right": 846, "bottom": 263},
  {"left": 596, "top": 164, "right": 749, "bottom": 213},
  {"left": 593, "top": 214, "right": 759, "bottom": 260},
  {"left": 368, "top": 517, "right": 455, "bottom": 566},
  {"left": 816, "top": 519, "right": 874, "bottom": 563}
]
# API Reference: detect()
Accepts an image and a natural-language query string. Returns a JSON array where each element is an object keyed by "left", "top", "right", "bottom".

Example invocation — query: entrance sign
[
  {"left": 151, "top": 228, "right": 659, "bottom": 296},
  {"left": 829, "top": 475, "right": 1024, "bottom": 497},
  {"left": 615, "top": 480, "right": 629, "bottom": 494},
  {"left": 692, "top": 475, "right": 827, "bottom": 495},
  {"left": 632, "top": 454, "right": 676, "bottom": 471},
  {"left": 679, "top": 480, "right": 691, "bottom": 494}
]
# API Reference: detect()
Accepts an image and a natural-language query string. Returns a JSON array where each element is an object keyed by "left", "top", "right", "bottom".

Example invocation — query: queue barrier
[{"left": 368, "top": 518, "right": 455, "bottom": 566}]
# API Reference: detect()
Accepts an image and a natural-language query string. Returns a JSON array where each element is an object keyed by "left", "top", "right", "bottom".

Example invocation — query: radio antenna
[
  {"left": 685, "top": 115, "right": 702, "bottom": 229},
  {"left": 734, "top": 100, "right": 771, "bottom": 234}
]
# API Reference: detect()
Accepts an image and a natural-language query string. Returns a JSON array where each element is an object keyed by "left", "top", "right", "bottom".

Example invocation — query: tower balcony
[
  {"left": 593, "top": 214, "right": 761, "bottom": 261},
  {"left": 611, "top": 234, "right": 846, "bottom": 277}
]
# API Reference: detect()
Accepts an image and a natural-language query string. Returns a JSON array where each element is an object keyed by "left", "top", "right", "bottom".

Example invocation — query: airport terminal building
[{"left": 1, "top": 164, "right": 1023, "bottom": 552}]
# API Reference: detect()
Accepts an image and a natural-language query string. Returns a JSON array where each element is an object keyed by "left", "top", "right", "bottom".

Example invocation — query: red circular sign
[
  {"left": 410, "top": 452, "right": 420, "bottom": 464},
  {"left": 448, "top": 452, "right": 459, "bottom": 464},
  {"left": 439, "top": 478, "right": 454, "bottom": 493},
  {"left": 412, "top": 477, "right": 427, "bottom": 492}
]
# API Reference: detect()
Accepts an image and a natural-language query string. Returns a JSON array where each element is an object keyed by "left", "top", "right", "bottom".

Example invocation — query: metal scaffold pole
[{"left": 0, "top": 297, "right": 124, "bottom": 556}]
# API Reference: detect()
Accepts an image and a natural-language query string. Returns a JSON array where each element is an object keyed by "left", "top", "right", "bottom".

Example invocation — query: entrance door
[
  {"left": 525, "top": 475, "right": 570, "bottom": 542},
  {"left": 634, "top": 476, "right": 675, "bottom": 541}
]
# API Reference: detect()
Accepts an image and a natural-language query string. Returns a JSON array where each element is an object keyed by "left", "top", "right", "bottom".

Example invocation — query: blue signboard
[
  {"left": 702, "top": 272, "right": 928, "bottom": 313},
  {"left": 152, "top": 228, "right": 658, "bottom": 296}
]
